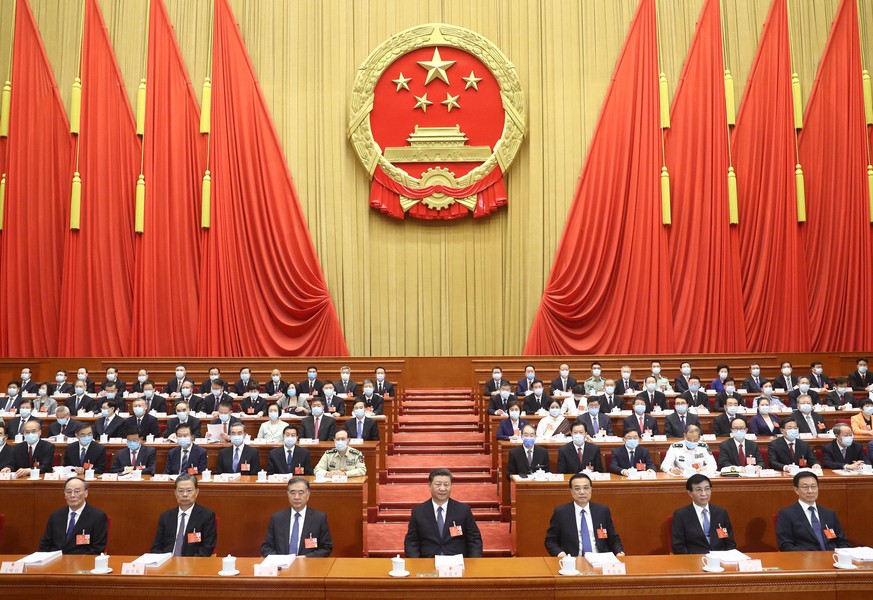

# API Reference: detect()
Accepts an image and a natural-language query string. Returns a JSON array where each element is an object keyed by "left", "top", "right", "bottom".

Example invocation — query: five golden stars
[{"left": 391, "top": 49, "right": 484, "bottom": 112}]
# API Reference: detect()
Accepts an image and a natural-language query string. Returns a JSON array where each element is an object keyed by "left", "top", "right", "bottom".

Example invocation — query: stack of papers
[
  {"left": 434, "top": 554, "right": 465, "bottom": 568},
  {"left": 260, "top": 554, "right": 296, "bottom": 569},
  {"left": 842, "top": 547, "right": 873, "bottom": 561},
  {"left": 584, "top": 552, "right": 620, "bottom": 566},
  {"left": 706, "top": 550, "right": 750, "bottom": 563},
  {"left": 132, "top": 553, "right": 173, "bottom": 568},
  {"left": 20, "top": 551, "right": 62, "bottom": 565}
]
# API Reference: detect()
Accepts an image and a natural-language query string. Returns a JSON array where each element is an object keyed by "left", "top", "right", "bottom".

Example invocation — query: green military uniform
[
  {"left": 653, "top": 374, "right": 674, "bottom": 393},
  {"left": 583, "top": 376, "right": 605, "bottom": 395},
  {"left": 315, "top": 446, "right": 367, "bottom": 477}
]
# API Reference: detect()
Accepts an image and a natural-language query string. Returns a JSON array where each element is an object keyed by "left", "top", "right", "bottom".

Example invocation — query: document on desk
[
  {"left": 19, "top": 551, "right": 62, "bottom": 565},
  {"left": 260, "top": 554, "right": 296, "bottom": 569},
  {"left": 844, "top": 547, "right": 873, "bottom": 561},
  {"left": 584, "top": 552, "right": 620, "bottom": 566},
  {"left": 132, "top": 553, "right": 173, "bottom": 568},
  {"left": 206, "top": 424, "right": 225, "bottom": 442},
  {"left": 705, "top": 550, "right": 750, "bottom": 563},
  {"left": 434, "top": 554, "right": 465, "bottom": 568}
]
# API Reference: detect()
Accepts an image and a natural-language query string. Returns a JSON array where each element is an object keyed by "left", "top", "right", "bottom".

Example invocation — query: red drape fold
[
  {"left": 57, "top": 0, "right": 140, "bottom": 356},
  {"left": 524, "top": 0, "right": 673, "bottom": 355},
  {"left": 732, "top": 0, "right": 810, "bottom": 352},
  {"left": 665, "top": 0, "right": 747, "bottom": 353},
  {"left": 130, "top": 0, "right": 204, "bottom": 356},
  {"left": 798, "top": 0, "right": 873, "bottom": 351},
  {"left": 0, "top": 0, "right": 74, "bottom": 356},
  {"left": 196, "top": 0, "right": 348, "bottom": 356}
]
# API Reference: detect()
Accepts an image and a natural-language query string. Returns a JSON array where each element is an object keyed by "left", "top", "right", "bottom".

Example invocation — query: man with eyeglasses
[
  {"left": 262, "top": 477, "right": 333, "bottom": 556},
  {"left": 151, "top": 473, "right": 217, "bottom": 556},
  {"left": 776, "top": 471, "right": 850, "bottom": 551},
  {"left": 38, "top": 477, "right": 108, "bottom": 554}
]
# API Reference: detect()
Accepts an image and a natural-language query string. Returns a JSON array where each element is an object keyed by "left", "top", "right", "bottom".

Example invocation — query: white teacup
[
  {"left": 391, "top": 556, "right": 405, "bottom": 573},
  {"left": 862, "top": 464, "right": 873, "bottom": 474},
  {"left": 560, "top": 555, "right": 577, "bottom": 572},
  {"left": 702, "top": 555, "right": 721, "bottom": 570},
  {"left": 833, "top": 552, "right": 853, "bottom": 567}
]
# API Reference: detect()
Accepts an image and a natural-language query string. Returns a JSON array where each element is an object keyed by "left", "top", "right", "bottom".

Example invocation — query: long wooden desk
[
  {"left": 511, "top": 471, "right": 873, "bottom": 557},
  {"left": 0, "top": 475, "right": 366, "bottom": 558},
  {"left": 1, "top": 553, "right": 872, "bottom": 599}
]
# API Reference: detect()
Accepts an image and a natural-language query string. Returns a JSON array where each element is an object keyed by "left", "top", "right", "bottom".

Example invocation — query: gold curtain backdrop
[{"left": 1, "top": 0, "right": 869, "bottom": 355}]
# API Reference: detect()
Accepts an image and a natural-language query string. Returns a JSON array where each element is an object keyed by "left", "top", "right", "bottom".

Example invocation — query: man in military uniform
[
  {"left": 314, "top": 430, "right": 367, "bottom": 478},
  {"left": 660, "top": 425, "right": 717, "bottom": 475},
  {"left": 583, "top": 362, "right": 606, "bottom": 396},
  {"left": 650, "top": 360, "right": 674, "bottom": 393}
]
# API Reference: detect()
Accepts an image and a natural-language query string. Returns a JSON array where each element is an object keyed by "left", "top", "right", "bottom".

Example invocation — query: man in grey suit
[{"left": 262, "top": 477, "right": 333, "bottom": 557}]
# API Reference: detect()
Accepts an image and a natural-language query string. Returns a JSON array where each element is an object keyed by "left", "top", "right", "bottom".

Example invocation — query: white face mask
[
  {"left": 272, "top": 375, "right": 280, "bottom": 383},
  {"left": 621, "top": 372, "right": 631, "bottom": 380},
  {"left": 751, "top": 368, "right": 761, "bottom": 377},
  {"left": 175, "top": 370, "right": 185, "bottom": 378},
  {"left": 138, "top": 375, "right": 147, "bottom": 383},
  {"left": 533, "top": 388, "right": 543, "bottom": 396},
  {"left": 651, "top": 367, "right": 661, "bottom": 375},
  {"left": 604, "top": 386, "right": 615, "bottom": 395},
  {"left": 549, "top": 407, "right": 561, "bottom": 418},
  {"left": 782, "top": 367, "right": 792, "bottom": 376},
  {"left": 341, "top": 373, "right": 350, "bottom": 382},
  {"left": 680, "top": 367, "right": 691, "bottom": 376},
  {"left": 492, "top": 373, "right": 502, "bottom": 381},
  {"left": 646, "top": 382, "right": 656, "bottom": 392},
  {"left": 107, "top": 374, "right": 116, "bottom": 382},
  {"left": 561, "top": 370, "right": 570, "bottom": 378}
]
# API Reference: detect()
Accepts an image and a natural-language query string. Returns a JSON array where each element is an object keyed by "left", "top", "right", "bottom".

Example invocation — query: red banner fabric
[
  {"left": 524, "top": 0, "right": 674, "bottom": 355},
  {"left": 130, "top": 0, "right": 205, "bottom": 356},
  {"left": 195, "top": 0, "right": 348, "bottom": 356},
  {"left": 665, "top": 0, "right": 747, "bottom": 353},
  {"left": 56, "top": 0, "right": 139, "bottom": 357},
  {"left": 0, "top": 0, "right": 74, "bottom": 356}
]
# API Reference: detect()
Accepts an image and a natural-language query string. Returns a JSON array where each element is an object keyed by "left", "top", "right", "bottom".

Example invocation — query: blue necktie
[
  {"left": 289, "top": 512, "right": 300, "bottom": 554},
  {"left": 232, "top": 447, "right": 240, "bottom": 472},
  {"left": 808, "top": 506, "right": 826, "bottom": 550},
  {"left": 591, "top": 416, "right": 599, "bottom": 434},
  {"left": 66, "top": 511, "right": 78, "bottom": 540},
  {"left": 173, "top": 512, "right": 186, "bottom": 556},
  {"left": 702, "top": 508, "right": 711, "bottom": 545},
  {"left": 80, "top": 445, "right": 87, "bottom": 465},
  {"left": 436, "top": 506, "right": 445, "bottom": 537},
  {"left": 357, "top": 420, "right": 363, "bottom": 439},
  {"left": 579, "top": 509, "right": 593, "bottom": 553},
  {"left": 286, "top": 449, "right": 293, "bottom": 471}
]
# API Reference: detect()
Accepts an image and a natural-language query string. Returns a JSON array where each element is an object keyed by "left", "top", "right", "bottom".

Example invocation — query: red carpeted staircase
[{"left": 366, "top": 388, "right": 511, "bottom": 556}]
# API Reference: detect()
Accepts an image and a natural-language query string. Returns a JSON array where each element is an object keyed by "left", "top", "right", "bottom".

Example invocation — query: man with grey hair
[
  {"left": 821, "top": 422, "right": 865, "bottom": 471},
  {"left": 39, "top": 477, "right": 108, "bottom": 554},
  {"left": 262, "top": 477, "right": 333, "bottom": 556}
]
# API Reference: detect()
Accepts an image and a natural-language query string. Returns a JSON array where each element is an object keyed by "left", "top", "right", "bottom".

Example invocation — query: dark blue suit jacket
[
  {"left": 262, "top": 507, "right": 333, "bottom": 557},
  {"left": 110, "top": 445, "right": 157, "bottom": 474},
  {"left": 776, "top": 502, "right": 850, "bottom": 551},
  {"left": 671, "top": 503, "right": 736, "bottom": 554},
  {"left": 609, "top": 445, "right": 654, "bottom": 474},
  {"left": 545, "top": 501, "right": 623, "bottom": 555},
  {"left": 496, "top": 417, "right": 529, "bottom": 440},
  {"left": 164, "top": 444, "right": 208, "bottom": 475},
  {"left": 404, "top": 498, "right": 483, "bottom": 558},
  {"left": 39, "top": 503, "right": 108, "bottom": 554}
]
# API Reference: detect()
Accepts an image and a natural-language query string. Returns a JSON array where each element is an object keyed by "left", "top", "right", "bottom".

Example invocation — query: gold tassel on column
[
  {"left": 791, "top": 73, "right": 803, "bottom": 129},
  {"left": 867, "top": 165, "right": 873, "bottom": 223},
  {"left": 0, "top": 81, "right": 10, "bottom": 137},
  {"left": 863, "top": 70, "right": 873, "bottom": 125},
  {"left": 70, "top": 77, "right": 82, "bottom": 134},
  {"left": 659, "top": 73, "right": 670, "bottom": 129},
  {"left": 794, "top": 164, "right": 806, "bottom": 222},
  {"left": 724, "top": 70, "right": 736, "bottom": 126},
  {"left": 135, "top": 174, "right": 145, "bottom": 233},
  {"left": 136, "top": 79, "right": 146, "bottom": 136},
  {"left": 660, "top": 166, "right": 672, "bottom": 225},
  {"left": 0, "top": 173, "right": 6, "bottom": 230},
  {"left": 727, "top": 166, "right": 738, "bottom": 225},
  {"left": 70, "top": 171, "right": 82, "bottom": 229},
  {"left": 199, "top": 77, "right": 212, "bottom": 133},
  {"left": 201, "top": 170, "right": 211, "bottom": 228}
]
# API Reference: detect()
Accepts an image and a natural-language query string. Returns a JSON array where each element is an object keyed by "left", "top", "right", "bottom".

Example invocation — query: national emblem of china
[{"left": 349, "top": 24, "right": 526, "bottom": 220}]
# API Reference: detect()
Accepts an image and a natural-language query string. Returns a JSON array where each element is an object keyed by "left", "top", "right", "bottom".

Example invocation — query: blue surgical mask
[
  {"left": 57, "top": 417, "right": 69, "bottom": 426},
  {"left": 353, "top": 408, "right": 365, "bottom": 419},
  {"left": 725, "top": 386, "right": 736, "bottom": 395},
  {"left": 731, "top": 429, "right": 746, "bottom": 441},
  {"left": 864, "top": 406, "right": 873, "bottom": 416},
  {"left": 105, "top": 392, "right": 116, "bottom": 400},
  {"left": 509, "top": 410, "right": 520, "bottom": 420},
  {"left": 526, "top": 373, "right": 535, "bottom": 380},
  {"left": 675, "top": 404, "right": 688, "bottom": 415},
  {"left": 588, "top": 407, "right": 600, "bottom": 417},
  {"left": 799, "top": 404, "right": 812, "bottom": 414},
  {"left": 799, "top": 384, "right": 810, "bottom": 394},
  {"left": 133, "top": 407, "right": 145, "bottom": 417},
  {"left": 176, "top": 411, "right": 188, "bottom": 421},
  {"left": 177, "top": 436, "right": 192, "bottom": 448},
  {"left": 784, "top": 429, "right": 800, "bottom": 441},
  {"left": 572, "top": 433, "right": 586, "bottom": 446},
  {"left": 376, "top": 373, "right": 385, "bottom": 382},
  {"left": 7, "top": 387, "right": 18, "bottom": 396},
  {"left": 634, "top": 404, "right": 646, "bottom": 415},
  {"left": 646, "top": 382, "right": 657, "bottom": 392},
  {"left": 25, "top": 432, "right": 40, "bottom": 444},
  {"left": 287, "top": 388, "right": 296, "bottom": 397},
  {"left": 219, "top": 413, "right": 230, "bottom": 423},
  {"left": 363, "top": 387, "right": 373, "bottom": 395},
  {"left": 549, "top": 407, "right": 561, "bottom": 418},
  {"left": 144, "top": 390, "right": 154, "bottom": 399},
  {"left": 625, "top": 438, "right": 640, "bottom": 450},
  {"left": 127, "top": 440, "right": 141, "bottom": 451},
  {"left": 75, "top": 387, "right": 85, "bottom": 396},
  {"left": 268, "top": 411, "right": 280, "bottom": 421},
  {"left": 335, "top": 440, "right": 348, "bottom": 452},
  {"left": 684, "top": 440, "right": 698, "bottom": 450},
  {"left": 763, "top": 388, "right": 774, "bottom": 396},
  {"left": 230, "top": 434, "right": 245, "bottom": 446},
  {"left": 307, "top": 372, "right": 317, "bottom": 381},
  {"left": 19, "top": 408, "right": 32, "bottom": 418},
  {"left": 180, "top": 388, "right": 191, "bottom": 397},
  {"left": 841, "top": 436, "right": 854, "bottom": 447},
  {"left": 312, "top": 407, "right": 324, "bottom": 417},
  {"left": 522, "top": 437, "right": 536, "bottom": 449},
  {"left": 284, "top": 436, "right": 297, "bottom": 448},
  {"left": 500, "top": 390, "right": 510, "bottom": 400},
  {"left": 213, "top": 389, "right": 222, "bottom": 397},
  {"left": 689, "top": 384, "right": 700, "bottom": 393},
  {"left": 100, "top": 409, "right": 110, "bottom": 418},
  {"left": 759, "top": 405, "right": 771, "bottom": 415},
  {"left": 79, "top": 435, "right": 93, "bottom": 446},
  {"left": 726, "top": 406, "right": 738, "bottom": 416},
  {"left": 241, "top": 373, "right": 250, "bottom": 382}
]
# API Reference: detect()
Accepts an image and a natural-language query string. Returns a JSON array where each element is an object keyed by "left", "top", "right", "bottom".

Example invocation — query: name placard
[
  {"left": 121, "top": 562, "right": 145, "bottom": 575},
  {"left": 602, "top": 562, "right": 626, "bottom": 575},
  {"left": 738, "top": 559, "right": 763, "bottom": 572},
  {"left": 253, "top": 563, "right": 278, "bottom": 577},
  {"left": 0, "top": 561, "right": 24, "bottom": 574}
]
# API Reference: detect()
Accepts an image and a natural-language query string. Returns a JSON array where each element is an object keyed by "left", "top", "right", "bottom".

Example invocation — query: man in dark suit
[
  {"left": 848, "top": 357, "right": 871, "bottom": 392},
  {"left": 576, "top": 396, "right": 613, "bottom": 437},
  {"left": 597, "top": 381, "right": 623, "bottom": 413},
  {"left": 674, "top": 362, "right": 693, "bottom": 393},
  {"left": 202, "top": 383, "right": 233, "bottom": 415},
  {"left": 164, "top": 401, "right": 202, "bottom": 439},
  {"left": 1, "top": 381, "right": 23, "bottom": 413},
  {"left": 267, "top": 426, "right": 314, "bottom": 475},
  {"left": 321, "top": 383, "right": 344, "bottom": 417},
  {"left": 767, "top": 419, "right": 819, "bottom": 471},
  {"left": 164, "top": 364, "right": 195, "bottom": 396},
  {"left": 215, "top": 423, "right": 262, "bottom": 475},
  {"left": 806, "top": 362, "right": 832, "bottom": 391},
  {"left": 507, "top": 425, "right": 551, "bottom": 478},
  {"left": 39, "top": 477, "right": 108, "bottom": 554},
  {"left": 0, "top": 424, "right": 13, "bottom": 471},
  {"left": 151, "top": 474, "right": 217, "bottom": 556},
  {"left": 772, "top": 362, "right": 797, "bottom": 392},
  {"left": 141, "top": 381, "right": 168, "bottom": 413},
  {"left": 374, "top": 366, "right": 395, "bottom": 398},
  {"left": 94, "top": 399, "right": 125, "bottom": 439},
  {"left": 787, "top": 378, "right": 821, "bottom": 408},
  {"left": 623, "top": 399, "right": 659, "bottom": 436},
  {"left": 177, "top": 381, "right": 204, "bottom": 414},
  {"left": 300, "top": 399, "right": 337, "bottom": 441},
  {"left": 664, "top": 398, "right": 701, "bottom": 438},
  {"left": 344, "top": 400, "right": 380, "bottom": 440},
  {"left": 7, "top": 399, "right": 41, "bottom": 437},
  {"left": 615, "top": 366, "right": 639, "bottom": 396},
  {"left": 266, "top": 369, "right": 290, "bottom": 397},
  {"left": 65, "top": 383, "right": 96, "bottom": 414},
  {"left": 711, "top": 398, "right": 745, "bottom": 437},
  {"left": 126, "top": 398, "right": 161, "bottom": 439},
  {"left": 63, "top": 425, "right": 107, "bottom": 475},
  {"left": 334, "top": 366, "right": 358, "bottom": 399},
  {"left": 556, "top": 422, "right": 603, "bottom": 473},
  {"left": 516, "top": 364, "right": 543, "bottom": 397},
  {"left": 164, "top": 425, "right": 208, "bottom": 475},
  {"left": 198, "top": 367, "right": 226, "bottom": 395},
  {"left": 717, "top": 419, "right": 764, "bottom": 469},
  {"left": 488, "top": 382, "right": 518, "bottom": 416},
  {"left": 741, "top": 368, "right": 768, "bottom": 393},
  {"left": 100, "top": 367, "right": 126, "bottom": 396},
  {"left": 776, "top": 472, "right": 850, "bottom": 551},
  {"left": 713, "top": 378, "right": 744, "bottom": 412},
  {"left": 208, "top": 402, "right": 244, "bottom": 443},
  {"left": 48, "top": 407, "right": 83, "bottom": 438},
  {"left": 74, "top": 368, "right": 96, "bottom": 394},
  {"left": 357, "top": 379, "right": 385, "bottom": 415},
  {"left": 792, "top": 395, "right": 827, "bottom": 435},
  {"left": 821, "top": 423, "right": 867, "bottom": 471},
  {"left": 9, "top": 420, "right": 54, "bottom": 476},
  {"left": 299, "top": 365, "right": 325, "bottom": 398},
  {"left": 129, "top": 369, "right": 151, "bottom": 395},
  {"left": 53, "top": 370, "right": 75, "bottom": 396},
  {"left": 19, "top": 368, "right": 39, "bottom": 395},
  {"left": 404, "top": 468, "right": 482, "bottom": 558},
  {"left": 545, "top": 472, "right": 624, "bottom": 557},
  {"left": 825, "top": 377, "right": 855, "bottom": 407},
  {"left": 551, "top": 363, "right": 578, "bottom": 396},
  {"left": 523, "top": 381, "right": 552, "bottom": 414},
  {"left": 671, "top": 474, "right": 736, "bottom": 554},
  {"left": 609, "top": 430, "right": 655, "bottom": 475},
  {"left": 636, "top": 377, "right": 667, "bottom": 412},
  {"left": 679, "top": 376, "right": 709, "bottom": 409},
  {"left": 262, "top": 477, "right": 333, "bottom": 556},
  {"left": 110, "top": 428, "right": 157, "bottom": 474},
  {"left": 483, "top": 366, "right": 511, "bottom": 399}
]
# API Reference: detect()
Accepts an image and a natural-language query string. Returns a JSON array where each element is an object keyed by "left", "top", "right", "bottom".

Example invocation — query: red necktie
[
  {"left": 577, "top": 446, "right": 583, "bottom": 466},
  {"left": 28, "top": 446, "right": 34, "bottom": 466},
  {"left": 639, "top": 417, "right": 645, "bottom": 432},
  {"left": 788, "top": 442, "right": 795, "bottom": 461},
  {"left": 314, "top": 417, "right": 320, "bottom": 439},
  {"left": 131, "top": 450, "right": 137, "bottom": 465},
  {"left": 738, "top": 443, "right": 745, "bottom": 465}
]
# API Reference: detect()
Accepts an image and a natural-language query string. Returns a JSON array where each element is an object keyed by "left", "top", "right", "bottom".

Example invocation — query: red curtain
[
  {"left": 196, "top": 0, "right": 348, "bottom": 356},
  {"left": 731, "top": 0, "right": 810, "bottom": 352},
  {"left": 0, "top": 0, "right": 74, "bottom": 356},
  {"left": 665, "top": 0, "right": 747, "bottom": 353},
  {"left": 798, "top": 0, "right": 873, "bottom": 351},
  {"left": 57, "top": 0, "right": 139, "bottom": 356},
  {"left": 130, "top": 0, "right": 205, "bottom": 356},
  {"left": 524, "top": 0, "right": 673, "bottom": 355}
]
